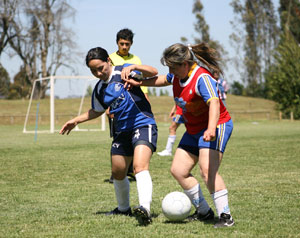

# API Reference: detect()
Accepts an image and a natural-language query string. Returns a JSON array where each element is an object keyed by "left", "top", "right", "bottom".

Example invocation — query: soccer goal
[{"left": 23, "top": 75, "right": 106, "bottom": 133}]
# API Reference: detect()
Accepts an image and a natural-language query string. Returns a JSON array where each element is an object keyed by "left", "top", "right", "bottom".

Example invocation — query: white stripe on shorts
[
  {"left": 148, "top": 124, "right": 152, "bottom": 143},
  {"left": 217, "top": 123, "right": 226, "bottom": 151}
]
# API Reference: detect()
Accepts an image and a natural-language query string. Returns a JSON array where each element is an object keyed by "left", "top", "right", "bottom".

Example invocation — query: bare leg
[
  {"left": 198, "top": 148, "right": 226, "bottom": 193},
  {"left": 170, "top": 148, "right": 198, "bottom": 189},
  {"left": 170, "top": 148, "right": 211, "bottom": 216}
]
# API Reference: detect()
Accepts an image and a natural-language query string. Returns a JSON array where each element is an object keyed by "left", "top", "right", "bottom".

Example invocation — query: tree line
[
  {"left": 182, "top": 0, "right": 300, "bottom": 119},
  {"left": 231, "top": 0, "right": 300, "bottom": 119},
  {"left": 1, "top": 0, "right": 300, "bottom": 119},
  {"left": 0, "top": 0, "right": 78, "bottom": 99}
]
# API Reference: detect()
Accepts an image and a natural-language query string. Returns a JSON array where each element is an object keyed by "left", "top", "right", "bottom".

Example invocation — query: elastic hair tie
[
  {"left": 187, "top": 43, "right": 202, "bottom": 66},
  {"left": 187, "top": 44, "right": 196, "bottom": 61}
]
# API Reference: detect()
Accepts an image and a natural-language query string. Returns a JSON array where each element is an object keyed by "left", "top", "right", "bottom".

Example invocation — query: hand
[
  {"left": 122, "top": 77, "right": 142, "bottom": 90},
  {"left": 59, "top": 119, "right": 77, "bottom": 135},
  {"left": 169, "top": 111, "right": 175, "bottom": 118},
  {"left": 203, "top": 128, "right": 216, "bottom": 142},
  {"left": 121, "top": 65, "right": 134, "bottom": 81}
]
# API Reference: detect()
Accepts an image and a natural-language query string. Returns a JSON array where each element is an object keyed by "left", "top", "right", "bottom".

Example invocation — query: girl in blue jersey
[
  {"left": 122, "top": 43, "right": 235, "bottom": 228},
  {"left": 60, "top": 47, "right": 158, "bottom": 226}
]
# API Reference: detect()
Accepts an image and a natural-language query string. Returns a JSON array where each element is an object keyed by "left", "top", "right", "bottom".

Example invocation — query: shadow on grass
[
  {"left": 163, "top": 220, "right": 189, "bottom": 224},
  {"left": 163, "top": 217, "right": 218, "bottom": 225},
  {"left": 103, "top": 176, "right": 136, "bottom": 184},
  {"left": 93, "top": 211, "right": 159, "bottom": 217},
  {"left": 94, "top": 210, "right": 160, "bottom": 227}
]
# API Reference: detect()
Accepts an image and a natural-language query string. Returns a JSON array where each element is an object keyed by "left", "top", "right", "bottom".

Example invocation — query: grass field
[{"left": 0, "top": 120, "right": 300, "bottom": 238}]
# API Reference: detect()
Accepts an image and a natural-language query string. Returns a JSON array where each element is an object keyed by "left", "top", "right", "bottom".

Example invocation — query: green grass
[{"left": 0, "top": 121, "right": 300, "bottom": 238}]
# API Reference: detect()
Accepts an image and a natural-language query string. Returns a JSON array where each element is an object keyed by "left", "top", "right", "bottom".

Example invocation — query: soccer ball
[{"left": 162, "top": 191, "right": 192, "bottom": 221}]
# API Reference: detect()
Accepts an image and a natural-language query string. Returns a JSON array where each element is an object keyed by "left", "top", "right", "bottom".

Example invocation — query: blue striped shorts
[
  {"left": 178, "top": 119, "right": 233, "bottom": 156},
  {"left": 172, "top": 114, "right": 185, "bottom": 124}
]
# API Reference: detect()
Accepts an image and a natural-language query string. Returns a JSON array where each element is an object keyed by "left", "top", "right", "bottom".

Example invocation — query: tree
[
  {"left": 181, "top": 0, "right": 227, "bottom": 70},
  {"left": 265, "top": 0, "right": 300, "bottom": 119},
  {"left": 0, "top": 63, "right": 10, "bottom": 98},
  {"left": 85, "top": 85, "right": 93, "bottom": 97},
  {"left": 8, "top": 0, "right": 78, "bottom": 99},
  {"left": 265, "top": 33, "right": 300, "bottom": 119},
  {"left": 231, "top": 80, "right": 245, "bottom": 96},
  {"left": 152, "top": 88, "right": 157, "bottom": 97},
  {"left": 8, "top": 66, "right": 31, "bottom": 99},
  {"left": 0, "top": 0, "right": 18, "bottom": 56},
  {"left": 230, "top": 0, "right": 279, "bottom": 97},
  {"left": 279, "top": 0, "right": 300, "bottom": 44}
]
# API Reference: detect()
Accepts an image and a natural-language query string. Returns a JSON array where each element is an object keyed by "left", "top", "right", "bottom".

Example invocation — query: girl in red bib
[{"left": 122, "top": 43, "right": 235, "bottom": 228}]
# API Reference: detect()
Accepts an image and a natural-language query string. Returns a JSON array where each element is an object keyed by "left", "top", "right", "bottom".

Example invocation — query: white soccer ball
[{"left": 162, "top": 191, "right": 192, "bottom": 221}]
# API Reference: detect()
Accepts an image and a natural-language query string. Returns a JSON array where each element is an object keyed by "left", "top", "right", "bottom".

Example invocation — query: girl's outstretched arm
[
  {"left": 122, "top": 69, "right": 170, "bottom": 88},
  {"left": 122, "top": 64, "right": 158, "bottom": 79},
  {"left": 60, "top": 109, "right": 103, "bottom": 135}
]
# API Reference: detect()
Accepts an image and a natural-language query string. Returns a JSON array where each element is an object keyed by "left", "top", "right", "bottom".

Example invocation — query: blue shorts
[
  {"left": 173, "top": 114, "right": 185, "bottom": 124},
  {"left": 111, "top": 124, "right": 157, "bottom": 156},
  {"left": 178, "top": 119, "right": 233, "bottom": 156}
]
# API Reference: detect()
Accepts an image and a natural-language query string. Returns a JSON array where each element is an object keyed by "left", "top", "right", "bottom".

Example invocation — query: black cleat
[
  {"left": 127, "top": 172, "right": 136, "bottom": 181},
  {"left": 133, "top": 206, "right": 152, "bottom": 226},
  {"left": 214, "top": 213, "right": 235, "bottom": 228},
  {"left": 105, "top": 207, "right": 132, "bottom": 216},
  {"left": 187, "top": 208, "right": 215, "bottom": 221},
  {"left": 108, "top": 175, "right": 114, "bottom": 183}
]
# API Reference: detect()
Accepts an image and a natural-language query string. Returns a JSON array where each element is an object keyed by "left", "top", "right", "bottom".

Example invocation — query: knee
[
  {"left": 169, "top": 124, "right": 177, "bottom": 134},
  {"left": 170, "top": 165, "right": 185, "bottom": 181},
  {"left": 170, "top": 166, "right": 176, "bottom": 178},
  {"left": 133, "top": 165, "right": 148, "bottom": 174},
  {"left": 112, "top": 170, "right": 126, "bottom": 180}
]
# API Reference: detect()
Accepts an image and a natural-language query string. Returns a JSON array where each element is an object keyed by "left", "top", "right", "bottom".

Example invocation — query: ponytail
[
  {"left": 161, "top": 43, "right": 222, "bottom": 76},
  {"left": 189, "top": 43, "right": 223, "bottom": 76}
]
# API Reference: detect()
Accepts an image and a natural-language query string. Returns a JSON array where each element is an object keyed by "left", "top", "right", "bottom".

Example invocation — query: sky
[
  {"left": 1, "top": 0, "right": 279, "bottom": 95},
  {"left": 69, "top": 0, "right": 235, "bottom": 78}
]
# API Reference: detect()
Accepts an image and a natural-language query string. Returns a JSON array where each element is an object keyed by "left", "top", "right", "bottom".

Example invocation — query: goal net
[{"left": 23, "top": 75, "right": 106, "bottom": 133}]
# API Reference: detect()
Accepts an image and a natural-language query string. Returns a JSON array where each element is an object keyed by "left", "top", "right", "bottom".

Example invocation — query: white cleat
[{"left": 157, "top": 149, "right": 172, "bottom": 156}]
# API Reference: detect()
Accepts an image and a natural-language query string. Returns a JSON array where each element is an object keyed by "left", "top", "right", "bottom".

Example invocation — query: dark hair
[
  {"left": 116, "top": 28, "right": 134, "bottom": 43},
  {"left": 161, "top": 43, "right": 223, "bottom": 76},
  {"left": 85, "top": 47, "right": 109, "bottom": 66}
]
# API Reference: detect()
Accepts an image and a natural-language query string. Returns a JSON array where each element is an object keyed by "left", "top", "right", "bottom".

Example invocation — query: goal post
[{"left": 23, "top": 75, "right": 106, "bottom": 134}]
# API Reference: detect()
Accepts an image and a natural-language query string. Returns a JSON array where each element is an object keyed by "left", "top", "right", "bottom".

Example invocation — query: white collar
[{"left": 179, "top": 65, "right": 200, "bottom": 87}]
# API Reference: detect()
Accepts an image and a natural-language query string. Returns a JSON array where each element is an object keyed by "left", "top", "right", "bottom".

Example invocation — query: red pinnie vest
[{"left": 172, "top": 66, "right": 231, "bottom": 134}]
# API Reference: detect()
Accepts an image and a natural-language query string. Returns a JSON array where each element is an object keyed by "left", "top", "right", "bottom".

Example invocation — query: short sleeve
[
  {"left": 196, "top": 74, "right": 219, "bottom": 103},
  {"left": 91, "top": 81, "right": 106, "bottom": 112},
  {"left": 166, "top": 73, "right": 174, "bottom": 84}
]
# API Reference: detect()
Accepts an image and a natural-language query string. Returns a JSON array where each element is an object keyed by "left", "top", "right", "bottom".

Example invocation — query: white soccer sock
[
  {"left": 211, "top": 189, "right": 230, "bottom": 217},
  {"left": 184, "top": 183, "right": 210, "bottom": 215},
  {"left": 135, "top": 170, "right": 152, "bottom": 211},
  {"left": 165, "top": 135, "right": 176, "bottom": 152},
  {"left": 113, "top": 177, "right": 130, "bottom": 212}
]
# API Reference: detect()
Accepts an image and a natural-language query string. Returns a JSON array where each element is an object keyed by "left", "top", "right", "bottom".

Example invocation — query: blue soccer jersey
[{"left": 91, "top": 65, "right": 156, "bottom": 132}]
